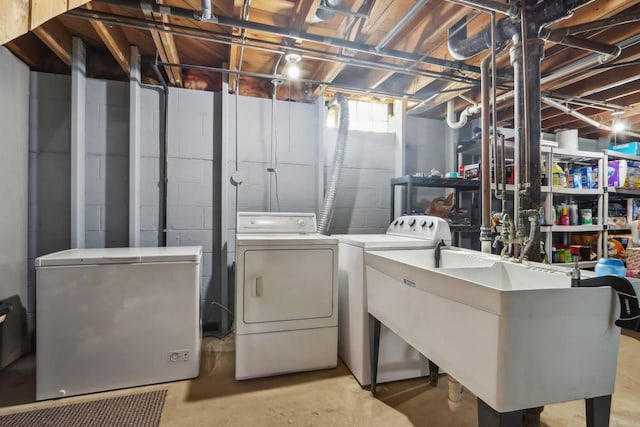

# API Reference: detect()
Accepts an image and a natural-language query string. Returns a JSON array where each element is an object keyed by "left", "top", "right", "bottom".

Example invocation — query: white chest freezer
[{"left": 35, "top": 246, "right": 202, "bottom": 400}]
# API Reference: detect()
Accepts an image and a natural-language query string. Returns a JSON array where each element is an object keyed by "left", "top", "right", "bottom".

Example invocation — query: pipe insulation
[{"left": 318, "top": 95, "right": 350, "bottom": 235}]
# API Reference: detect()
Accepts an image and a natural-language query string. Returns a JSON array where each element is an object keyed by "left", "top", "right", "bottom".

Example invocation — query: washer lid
[
  {"left": 237, "top": 233, "right": 338, "bottom": 246},
  {"left": 35, "top": 246, "right": 202, "bottom": 267},
  {"left": 336, "top": 234, "right": 435, "bottom": 249}
]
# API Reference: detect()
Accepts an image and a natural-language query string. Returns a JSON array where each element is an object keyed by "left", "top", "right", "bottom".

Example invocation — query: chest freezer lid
[{"left": 35, "top": 246, "right": 202, "bottom": 267}]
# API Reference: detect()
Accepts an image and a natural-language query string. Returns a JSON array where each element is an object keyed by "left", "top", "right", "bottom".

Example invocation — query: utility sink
[{"left": 365, "top": 248, "right": 620, "bottom": 413}]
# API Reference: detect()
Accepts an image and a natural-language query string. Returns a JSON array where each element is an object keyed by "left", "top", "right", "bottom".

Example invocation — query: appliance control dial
[
  {"left": 421, "top": 221, "right": 427, "bottom": 228},
  {"left": 399, "top": 220, "right": 404, "bottom": 225},
  {"left": 409, "top": 219, "right": 416, "bottom": 227},
  {"left": 298, "top": 219, "right": 306, "bottom": 226},
  {"left": 394, "top": 220, "right": 398, "bottom": 225},
  {"left": 428, "top": 221, "right": 434, "bottom": 229}
]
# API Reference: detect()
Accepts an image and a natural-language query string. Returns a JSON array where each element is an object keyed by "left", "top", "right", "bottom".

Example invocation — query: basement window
[{"left": 327, "top": 100, "right": 392, "bottom": 133}]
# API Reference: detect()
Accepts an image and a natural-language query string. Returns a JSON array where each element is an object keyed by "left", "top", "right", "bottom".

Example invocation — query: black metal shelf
[{"left": 390, "top": 175, "right": 481, "bottom": 191}]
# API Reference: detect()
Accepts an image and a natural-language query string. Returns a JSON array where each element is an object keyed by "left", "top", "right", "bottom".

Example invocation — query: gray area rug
[{"left": 0, "top": 389, "right": 167, "bottom": 427}]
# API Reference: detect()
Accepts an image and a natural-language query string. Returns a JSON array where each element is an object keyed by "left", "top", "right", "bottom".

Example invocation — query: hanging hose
[{"left": 318, "top": 94, "right": 349, "bottom": 234}]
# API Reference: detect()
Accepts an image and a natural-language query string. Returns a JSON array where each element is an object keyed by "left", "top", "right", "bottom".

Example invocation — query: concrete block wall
[
  {"left": 139, "top": 87, "right": 164, "bottom": 246},
  {"left": 404, "top": 116, "right": 449, "bottom": 214},
  {"left": 28, "top": 72, "right": 72, "bottom": 339},
  {"left": 225, "top": 95, "right": 320, "bottom": 264},
  {"left": 0, "top": 48, "right": 29, "bottom": 367},
  {"left": 324, "top": 129, "right": 395, "bottom": 234},
  {"left": 166, "top": 87, "right": 219, "bottom": 328},
  {"left": 84, "top": 79, "right": 129, "bottom": 248}
]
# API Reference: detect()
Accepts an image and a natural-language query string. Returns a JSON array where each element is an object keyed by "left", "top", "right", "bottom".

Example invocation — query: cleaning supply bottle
[
  {"left": 552, "top": 162, "right": 564, "bottom": 187},
  {"left": 560, "top": 205, "right": 570, "bottom": 225},
  {"left": 594, "top": 258, "right": 627, "bottom": 277}
]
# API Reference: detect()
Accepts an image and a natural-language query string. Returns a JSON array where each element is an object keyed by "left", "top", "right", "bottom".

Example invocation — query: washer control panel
[{"left": 387, "top": 215, "right": 452, "bottom": 243}]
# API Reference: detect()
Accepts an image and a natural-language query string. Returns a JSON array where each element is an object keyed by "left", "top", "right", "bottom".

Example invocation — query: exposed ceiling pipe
[
  {"left": 447, "top": 0, "right": 596, "bottom": 60},
  {"left": 539, "top": 28, "right": 621, "bottom": 59},
  {"left": 235, "top": 0, "right": 253, "bottom": 92},
  {"left": 195, "top": 0, "right": 215, "bottom": 21},
  {"left": 446, "top": 98, "right": 479, "bottom": 128},
  {"left": 158, "top": 61, "right": 434, "bottom": 102},
  {"left": 541, "top": 97, "right": 640, "bottom": 138},
  {"left": 552, "top": 10, "right": 640, "bottom": 35},
  {"left": 444, "top": 0, "right": 516, "bottom": 16},
  {"left": 69, "top": 9, "right": 482, "bottom": 87},
  {"left": 375, "top": 0, "right": 430, "bottom": 51},
  {"left": 315, "top": 0, "right": 346, "bottom": 21},
  {"left": 95, "top": 0, "right": 481, "bottom": 75}
]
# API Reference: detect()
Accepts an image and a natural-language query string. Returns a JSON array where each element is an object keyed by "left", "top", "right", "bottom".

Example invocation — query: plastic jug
[{"left": 594, "top": 258, "right": 627, "bottom": 277}]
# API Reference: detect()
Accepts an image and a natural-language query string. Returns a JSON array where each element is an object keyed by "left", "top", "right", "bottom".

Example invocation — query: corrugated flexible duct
[{"left": 318, "top": 95, "right": 350, "bottom": 234}]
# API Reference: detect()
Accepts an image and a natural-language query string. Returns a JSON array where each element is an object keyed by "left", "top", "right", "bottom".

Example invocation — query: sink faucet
[{"left": 493, "top": 210, "right": 539, "bottom": 261}]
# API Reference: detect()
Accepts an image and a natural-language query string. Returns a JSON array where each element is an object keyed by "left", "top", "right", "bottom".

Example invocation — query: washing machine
[
  {"left": 336, "top": 215, "right": 451, "bottom": 386},
  {"left": 235, "top": 212, "right": 338, "bottom": 380}
]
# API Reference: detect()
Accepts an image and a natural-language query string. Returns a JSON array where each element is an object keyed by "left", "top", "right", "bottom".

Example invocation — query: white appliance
[
  {"left": 235, "top": 212, "right": 338, "bottom": 380},
  {"left": 336, "top": 215, "right": 451, "bottom": 386},
  {"left": 35, "top": 246, "right": 202, "bottom": 400}
]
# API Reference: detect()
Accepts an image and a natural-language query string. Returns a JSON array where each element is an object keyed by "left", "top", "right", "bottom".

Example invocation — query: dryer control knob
[
  {"left": 409, "top": 219, "right": 416, "bottom": 227},
  {"left": 421, "top": 221, "right": 427, "bottom": 227},
  {"left": 298, "top": 219, "right": 306, "bottom": 226},
  {"left": 399, "top": 220, "right": 404, "bottom": 225},
  {"left": 393, "top": 220, "right": 399, "bottom": 225},
  {"left": 428, "top": 221, "right": 434, "bottom": 229}
]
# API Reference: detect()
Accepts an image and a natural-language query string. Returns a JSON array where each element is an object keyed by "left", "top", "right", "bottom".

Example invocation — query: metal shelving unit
[
  {"left": 390, "top": 175, "right": 481, "bottom": 247},
  {"left": 541, "top": 148, "right": 605, "bottom": 267}
]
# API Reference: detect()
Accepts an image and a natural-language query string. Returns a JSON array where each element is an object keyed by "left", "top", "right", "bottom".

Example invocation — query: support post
[
  {"left": 70, "top": 37, "right": 86, "bottom": 249},
  {"left": 393, "top": 100, "right": 406, "bottom": 218},
  {"left": 129, "top": 45, "right": 141, "bottom": 247},
  {"left": 586, "top": 395, "right": 612, "bottom": 427},
  {"left": 369, "top": 314, "right": 381, "bottom": 396},
  {"left": 220, "top": 81, "right": 231, "bottom": 334},
  {"left": 477, "top": 398, "right": 523, "bottom": 427}
]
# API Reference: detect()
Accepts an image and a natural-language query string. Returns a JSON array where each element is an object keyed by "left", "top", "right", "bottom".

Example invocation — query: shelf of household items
[
  {"left": 547, "top": 147, "right": 605, "bottom": 162},
  {"left": 546, "top": 187, "right": 603, "bottom": 195},
  {"left": 541, "top": 225, "right": 604, "bottom": 233},
  {"left": 606, "top": 187, "right": 640, "bottom": 196},
  {"left": 390, "top": 175, "right": 481, "bottom": 190},
  {"left": 604, "top": 149, "right": 640, "bottom": 162},
  {"left": 448, "top": 224, "right": 481, "bottom": 233}
]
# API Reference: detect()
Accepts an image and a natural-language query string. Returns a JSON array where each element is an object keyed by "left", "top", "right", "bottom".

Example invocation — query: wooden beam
[
  {"left": 4, "top": 40, "right": 41, "bottom": 68},
  {"left": 30, "top": 0, "right": 66, "bottom": 29},
  {"left": 0, "top": 0, "right": 29, "bottom": 45},
  {"left": 86, "top": 3, "right": 130, "bottom": 74},
  {"left": 291, "top": 0, "right": 321, "bottom": 32},
  {"left": 32, "top": 19, "right": 72, "bottom": 65}
]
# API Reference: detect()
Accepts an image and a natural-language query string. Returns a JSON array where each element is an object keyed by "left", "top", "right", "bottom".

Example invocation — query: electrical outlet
[{"left": 169, "top": 349, "right": 190, "bottom": 363}]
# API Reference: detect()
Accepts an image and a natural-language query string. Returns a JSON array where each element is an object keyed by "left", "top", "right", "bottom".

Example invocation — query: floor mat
[{"left": 0, "top": 389, "right": 167, "bottom": 427}]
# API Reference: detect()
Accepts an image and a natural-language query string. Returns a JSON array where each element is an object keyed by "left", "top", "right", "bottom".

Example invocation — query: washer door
[{"left": 243, "top": 248, "right": 334, "bottom": 323}]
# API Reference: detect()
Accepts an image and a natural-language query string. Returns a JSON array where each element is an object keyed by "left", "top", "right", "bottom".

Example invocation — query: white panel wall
[
  {"left": 324, "top": 129, "right": 395, "bottom": 234},
  {"left": 0, "top": 48, "right": 29, "bottom": 367}
]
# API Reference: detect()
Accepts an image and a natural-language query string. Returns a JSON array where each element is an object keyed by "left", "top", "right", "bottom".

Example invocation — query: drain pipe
[
  {"left": 318, "top": 95, "right": 349, "bottom": 234},
  {"left": 480, "top": 52, "right": 492, "bottom": 254},
  {"left": 151, "top": 62, "right": 169, "bottom": 246},
  {"left": 196, "top": 0, "right": 215, "bottom": 21}
]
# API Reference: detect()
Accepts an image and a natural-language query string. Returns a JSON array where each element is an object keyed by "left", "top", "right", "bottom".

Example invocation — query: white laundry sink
[{"left": 365, "top": 248, "right": 620, "bottom": 413}]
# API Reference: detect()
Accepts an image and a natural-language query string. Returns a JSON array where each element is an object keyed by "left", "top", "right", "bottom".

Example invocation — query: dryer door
[{"left": 243, "top": 248, "right": 334, "bottom": 323}]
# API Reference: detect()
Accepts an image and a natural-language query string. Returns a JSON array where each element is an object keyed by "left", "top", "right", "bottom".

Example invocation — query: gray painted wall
[
  {"left": 0, "top": 47, "right": 29, "bottom": 368},
  {"left": 324, "top": 129, "right": 395, "bottom": 234},
  {"left": 225, "top": 94, "right": 320, "bottom": 264},
  {"left": 404, "top": 116, "right": 450, "bottom": 214}
]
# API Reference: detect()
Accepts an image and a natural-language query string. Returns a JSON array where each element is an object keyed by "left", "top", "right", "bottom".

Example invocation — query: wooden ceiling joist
[
  {"left": 86, "top": 3, "right": 130, "bottom": 75},
  {"left": 32, "top": 19, "right": 72, "bottom": 65},
  {"left": 291, "top": 0, "right": 322, "bottom": 33},
  {"left": 142, "top": 1, "right": 183, "bottom": 87}
]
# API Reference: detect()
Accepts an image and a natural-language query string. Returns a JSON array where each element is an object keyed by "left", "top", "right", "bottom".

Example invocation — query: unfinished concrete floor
[{"left": 1, "top": 331, "right": 639, "bottom": 426}]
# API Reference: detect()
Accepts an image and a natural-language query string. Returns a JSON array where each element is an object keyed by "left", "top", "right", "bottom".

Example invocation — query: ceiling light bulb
[
  {"left": 613, "top": 121, "right": 626, "bottom": 132},
  {"left": 287, "top": 63, "right": 301, "bottom": 79}
]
